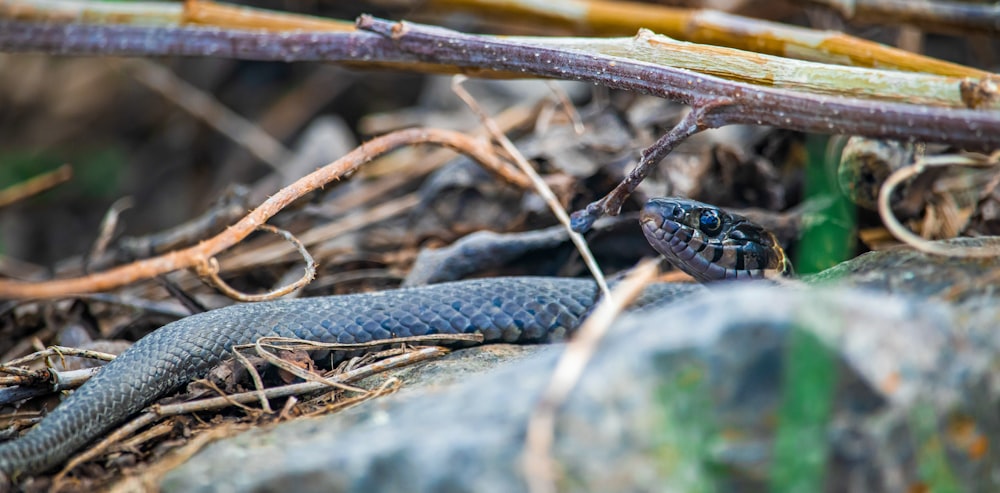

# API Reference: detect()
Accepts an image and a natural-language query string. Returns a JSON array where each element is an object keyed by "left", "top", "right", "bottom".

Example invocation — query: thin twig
[
  {"left": 113, "top": 420, "right": 175, "bottom": 455},
  {"left": 523, "top": 258, "right": 659, "bottom": 493},
  {"left": 3, "top": 346, "right": 117, "bottom": 369},
  {"left": 197, "top": 224, "right": 316, "bottom": 301},
  {"left": 808, "top": 0, "right": 1000, "bottom": 36},
  {"left": 305, "top": 377, "right": 401, "bottom": 415},
  {"left": 244, "top": 333, "right": 484, "bottom": 353},
  {"left": 544, "top": 81, "right": 585, "bottom": 135},
  {"left": 0, "top": 365, "right": 42, "bottom": 379},
  {"left": 229, "top": 350, "right": 273, "bottom": 413},
  {"left": 86, "top": 196, "right": 134, "bottom": 271},
  {"left": 0, "top": 368, "right": 101, "bottom": 406},
  {"left": 117, "top": 184, "right": 251, "bottom": 258},
  {"left": 249, "top": 341, "right": 366, "bottom": 394},
  {"left": 0, "top": 164, "right": 72, "bottom": 209},
  {"left": 278, "top": 395, "right": 299, "bottom": 420},
  {"left": 219, "top": 193, "right": 421, "bottom": 272},
  {"left": 570, "top": 104, "right": 711, "bottom": 231},
  {"left": 450, "top": 75, "right": 611, "bottom": 298},
  {"left": 55, "top": 346, "right": 448, "bottom": 480},
  {"left": 116, "top": 58, "right": 295, "bottom": 174}
]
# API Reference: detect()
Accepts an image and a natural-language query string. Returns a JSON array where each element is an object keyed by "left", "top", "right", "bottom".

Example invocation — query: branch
[
  {"left": 4, "top": 0, "right": 985, "bottom": 77},
  {"left": 805, "top": 0, "right": 1000, "bottom": 36},
  {"left": 358, "top": 17, "right": 1000, "bottom": 151},
  {"left": 508, "top": 31, "right": 997, "bottom": 109},
  {"left": 2, "top": 18, "right": 996, "bottom": 153},
  {"left": 419, "top": 0, "right": 990, "bottom": 77},
  {"left": 0, "top": 128, "right": 518, "bottom": 299}
]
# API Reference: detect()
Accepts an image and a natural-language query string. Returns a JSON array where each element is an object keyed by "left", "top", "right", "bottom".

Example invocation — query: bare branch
[
  {"left": 1, "top": 18, "right": 995, "bottom": 151},
  {"left": 0, "top": 128, "right": 516, "bottom": 299}
]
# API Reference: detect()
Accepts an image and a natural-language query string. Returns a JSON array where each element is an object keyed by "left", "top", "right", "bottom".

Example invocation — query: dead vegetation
[{"left": 0, "top": 0, "right": 998, "bottom": 490}]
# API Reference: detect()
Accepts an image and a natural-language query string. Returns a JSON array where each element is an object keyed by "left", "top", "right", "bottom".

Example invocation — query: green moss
[
  {"left": 912, "top": 405, "right": 964, "bottom": 493},
  {"left": 652, "top": 360, "right": 717, "bottom": 492}
]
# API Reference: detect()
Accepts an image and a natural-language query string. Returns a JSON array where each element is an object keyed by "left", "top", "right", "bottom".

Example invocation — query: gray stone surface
[{"left": 162, "top": 247, "right": 1000, "bottom": 493}]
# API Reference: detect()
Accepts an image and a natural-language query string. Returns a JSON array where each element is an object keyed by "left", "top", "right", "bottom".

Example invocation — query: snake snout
[{"left": 640, "top": 198, "right": 687, "bottom": 234}]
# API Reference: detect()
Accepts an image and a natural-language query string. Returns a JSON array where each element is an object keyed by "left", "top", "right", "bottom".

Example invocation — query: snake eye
[{"left": 698, "top": 210, "right": 722, "bottom": 235}]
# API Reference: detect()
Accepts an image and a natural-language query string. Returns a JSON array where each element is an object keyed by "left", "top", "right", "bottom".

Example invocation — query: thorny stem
[{"left": 0, "top": 127, "right": 515, "bottom": 299}]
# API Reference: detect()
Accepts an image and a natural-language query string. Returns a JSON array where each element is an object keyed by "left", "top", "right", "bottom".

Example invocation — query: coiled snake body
[{"left": 0, "top": 198, "right": 790, "bottom": 481}]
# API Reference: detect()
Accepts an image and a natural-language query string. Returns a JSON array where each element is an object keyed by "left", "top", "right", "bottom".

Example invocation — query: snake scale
[{"left": 0, "top": 197, "right": 790, "bottom": 482}]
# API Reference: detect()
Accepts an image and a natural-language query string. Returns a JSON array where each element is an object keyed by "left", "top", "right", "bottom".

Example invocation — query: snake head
[{"left": 640, "top": 197, "right": 792, "bottom": 282}]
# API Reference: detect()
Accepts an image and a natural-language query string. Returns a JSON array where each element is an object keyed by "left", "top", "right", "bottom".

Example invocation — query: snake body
[{"left": 0, "top": 198, "right": 789, "bottom": 480}]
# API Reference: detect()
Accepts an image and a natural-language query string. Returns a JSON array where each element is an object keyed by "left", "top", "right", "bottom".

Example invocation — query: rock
[
  {"left": 808, "top": 237, "right": 1000, "bottom": 301},
  {"left": 161, "top": 247, "right": 1000, "bottom": 493}
]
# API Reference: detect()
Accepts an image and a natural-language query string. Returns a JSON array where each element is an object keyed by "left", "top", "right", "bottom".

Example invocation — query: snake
[
  {"left": 0, "top": 197, "right": 790, "bottom": 481},
  {"left": 640, "top": 197, "right": 793, "bottom": 282}
]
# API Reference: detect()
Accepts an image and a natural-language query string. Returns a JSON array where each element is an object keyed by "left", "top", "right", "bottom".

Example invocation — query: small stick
[
  {"left": 1, "top": 346, "right": 117, "bottom": 370},
  {"left": 114, "top": 420, "right": 175, "bottom": 455},
  {"left": 243, "top": 333, "right": 484, "bottom": 353},
  {"left": 0, "top": 164, "right": 72, "bottom": 209},
  {"left": 451, "top": 76, "right": 612, "bottom": 298},
  {"left": 86, "top": 197, "right": 134, "bottom": 271},
  {"left": 248, "top": 341, "right": 366, "bottom": 394},
  {"left": 116, "top": 59, "right": 295, "bottom": 174},
  {"left": 229, "top": 350, "right": 274, "bottom": 414},
  {"left": 219, "top": 193, "right": 420, "bottom": 272},
  {"left": 305, "top": 377, "right": 401, "bottom": 415},
  {"left": 570, "top": 99, "right": 727, "bottom": 231},
  {"left": 543, "top": 81, "right": 584, "bottom": 135},
  {"left": 117, "top": 184, "right": 251, "bottom": 258},
  {"left": 0, "top": 369, "right": 101, "bottom": 406}
]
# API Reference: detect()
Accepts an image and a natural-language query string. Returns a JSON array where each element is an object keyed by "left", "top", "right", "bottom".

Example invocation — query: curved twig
[
  {"left": 878, "top": 151, "right": 1000, "bottom": 257},
  {"left": 0, "top": 128, "right": 520, "bottom": 300},
  {"left": 196, "top": 224, "right": 316, "bottom": 302}
]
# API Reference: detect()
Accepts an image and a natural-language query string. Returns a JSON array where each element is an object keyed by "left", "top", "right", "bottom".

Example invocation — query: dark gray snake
[{"left": 0, "top": 197, "right": 789, "bottom": 481}]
